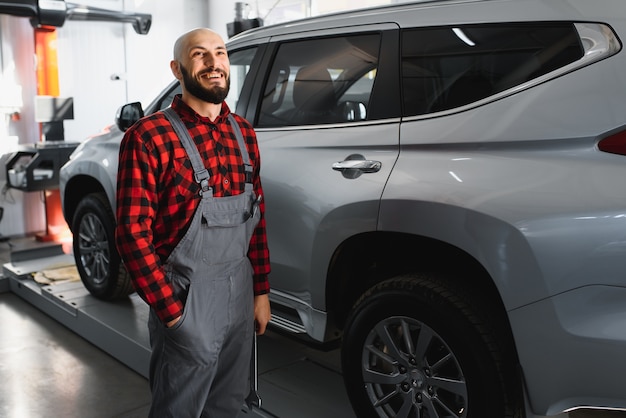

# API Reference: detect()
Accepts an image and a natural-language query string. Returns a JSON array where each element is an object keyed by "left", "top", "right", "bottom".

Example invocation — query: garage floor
[{"left": 0, "top": 237, "right": 624, "bottom": 418}]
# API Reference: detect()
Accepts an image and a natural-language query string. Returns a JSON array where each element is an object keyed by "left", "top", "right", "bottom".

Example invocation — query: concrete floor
[
  {"left": 0, "top": 291, "right": 357, "bottom": 418},
  {"left": 0, "top": 237, "right": 625, "bottom": 418},
  {"left": 0, "top": 292, "right": 151, "bottom": 417}
]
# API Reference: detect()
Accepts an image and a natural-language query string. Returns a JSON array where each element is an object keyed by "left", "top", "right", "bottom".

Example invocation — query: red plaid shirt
[{"left": 115, "top": 95, "right": 270, "bottom": 323}]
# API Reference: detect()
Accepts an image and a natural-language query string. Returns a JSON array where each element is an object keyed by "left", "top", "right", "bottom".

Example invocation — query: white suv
[{"left": 60, "top": 1, "right": 626, "bottom": 416}]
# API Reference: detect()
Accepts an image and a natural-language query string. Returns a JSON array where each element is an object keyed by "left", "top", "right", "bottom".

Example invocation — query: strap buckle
[{"left": 194, "top": 169, "right": 211, "bottom": 193}]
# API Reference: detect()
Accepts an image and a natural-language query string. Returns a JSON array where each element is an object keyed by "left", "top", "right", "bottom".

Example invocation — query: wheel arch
[
  {"left": 62, "top": 174, "right": 113, "bottom": 232},
  {"left": 326, "top": 231, "right": 506, "bottom": 334}
]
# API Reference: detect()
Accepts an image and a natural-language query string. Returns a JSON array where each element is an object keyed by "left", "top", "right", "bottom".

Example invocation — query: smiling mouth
[{"left": 200, "top": 70, "right": 223, "bottom": 80}]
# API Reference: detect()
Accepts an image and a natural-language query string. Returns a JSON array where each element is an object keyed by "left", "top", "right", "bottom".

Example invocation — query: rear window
[{"left": 401, "top": 23, "right": 584, "bottom": 116}]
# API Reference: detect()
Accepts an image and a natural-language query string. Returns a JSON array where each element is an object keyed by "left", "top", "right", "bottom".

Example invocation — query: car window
[
  {"left": 258, "top": 34, "right": 381, "bottom": 127},
  {"left": 226, "top": 47, "right": 258, "bottom": 111},
  {"left": 154, "top": 83, "right": 181, "bottom": 112},
  {"left": 401, "top": 23, "right": 584, "bottom": 116}
]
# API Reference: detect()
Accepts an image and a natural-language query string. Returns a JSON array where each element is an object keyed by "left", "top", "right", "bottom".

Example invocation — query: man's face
[
  {"left": 177, "top": 30, "right": 231, "bottom": 104},
  {"left": 179, "top": 62, "right": 230, "bottom": 104}
]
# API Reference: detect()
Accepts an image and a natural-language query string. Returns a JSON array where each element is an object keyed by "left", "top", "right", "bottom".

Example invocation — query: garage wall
[
  {"left": 124, "top": 0, "right": 211, "bottom": 108},
  {"left": 57, "top": 0, "right": 210, "bottom": 142}
]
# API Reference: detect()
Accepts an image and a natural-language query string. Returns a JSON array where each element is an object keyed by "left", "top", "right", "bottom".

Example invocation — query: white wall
[
  {"left": 209, "top": 0, "right": 238, "bottom": 40},
  {"left": 56, "top": 18, "right": 128, "bottom": 142},
  {"left": 57, "top": 0, "right": 210, "bottom": 142},
  {"left": 123, "top": 0, "right": 211, "bottom": 109}
]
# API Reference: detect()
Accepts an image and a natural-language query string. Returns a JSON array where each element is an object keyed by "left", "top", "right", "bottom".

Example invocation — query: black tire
[
  {"left": 71, "top": 192, "right": 134, "bottom": 300},
  {"left": 341, "top": 274, "right": 522, "bottom": 418}
]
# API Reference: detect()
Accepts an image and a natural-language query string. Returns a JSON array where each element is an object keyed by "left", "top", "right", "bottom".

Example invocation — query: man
[{"left": 115, "top": 28, "right": 271, "bottom": 418}]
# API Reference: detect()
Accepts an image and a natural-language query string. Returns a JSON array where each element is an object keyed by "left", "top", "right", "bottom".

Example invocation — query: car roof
[
  {"left": 228, "top": 0, "right": 485, "bottom": 42},
  {"left": 227, "top": 0, "right": 609, "bottom": 47}
]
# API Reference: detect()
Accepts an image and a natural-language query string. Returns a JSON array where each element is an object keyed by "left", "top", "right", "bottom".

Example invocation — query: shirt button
[{"left": 224, "top": 179, "right": 229, "bottom": 185}]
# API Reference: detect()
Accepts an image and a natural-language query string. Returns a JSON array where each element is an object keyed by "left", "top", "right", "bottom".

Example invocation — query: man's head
[{"left": 171, "top": 28, "right": 230, "bottom": 105}]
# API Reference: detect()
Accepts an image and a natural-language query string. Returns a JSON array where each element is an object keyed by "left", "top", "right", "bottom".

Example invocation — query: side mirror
[{"left": 115, "top": 102, "right": 144, "bottom": 132}]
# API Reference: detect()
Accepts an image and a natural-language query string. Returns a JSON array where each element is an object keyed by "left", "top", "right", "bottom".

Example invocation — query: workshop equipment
[{"left": 245, "top": 331, "right": 261, "bottom": 410}]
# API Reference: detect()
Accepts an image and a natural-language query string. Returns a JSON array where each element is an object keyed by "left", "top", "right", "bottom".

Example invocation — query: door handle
[{"left": 332, "top": 159, "right": 382, "bottom": 173}]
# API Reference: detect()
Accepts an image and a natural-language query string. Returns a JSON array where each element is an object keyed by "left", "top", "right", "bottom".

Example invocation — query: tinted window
[
  {"left": 227, "top": 47, "right": 258, "bottom": 111},
  {"left": 402, "top": 23, "right": 583, "bottom": 116},
  {"left": 155, "top": 83, "right": 181, "bottom": 112},
  {"left": 258, "top": 34, "right": 381, "bottom": 127}
]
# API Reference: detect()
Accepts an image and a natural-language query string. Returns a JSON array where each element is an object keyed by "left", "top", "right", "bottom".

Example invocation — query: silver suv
[{"left": 60, "top": 1, "right": 626, "bottom": 416}]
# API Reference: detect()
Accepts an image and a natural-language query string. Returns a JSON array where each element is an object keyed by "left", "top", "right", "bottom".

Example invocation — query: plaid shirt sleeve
[
  {"left": 115, "top": 119, "right": 184, "bottom": 323},
  {"left": 235, "top": 115, "right": 271, "bottom": 296}
]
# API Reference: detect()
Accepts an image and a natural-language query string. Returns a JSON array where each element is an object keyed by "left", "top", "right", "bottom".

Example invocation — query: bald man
[{"left": 116, "top": 28, "right": 271, "bottom": 417}]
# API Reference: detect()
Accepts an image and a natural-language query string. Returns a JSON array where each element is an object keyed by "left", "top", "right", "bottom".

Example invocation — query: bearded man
[{"left": 115, "top": 28, "right": 271, "bottom": 418}]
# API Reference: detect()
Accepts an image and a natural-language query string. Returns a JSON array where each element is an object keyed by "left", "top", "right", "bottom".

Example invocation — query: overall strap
[
  {"left": 162, "top": 108, "right": 255, "bottom": 194},
  {"left": 227, "top": 113, "right": 254, "bottom": 184},
  {"left": 163, "top": 107, "right": 211, "bottom": 194}
]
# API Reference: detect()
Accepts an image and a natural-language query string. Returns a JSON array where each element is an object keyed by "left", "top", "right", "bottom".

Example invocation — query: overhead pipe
[
  {"left": 65, "top": 3, "right": 152, "bottom": 35},
  {"left": 0, "top": 0, "right": 152, "bottom": 34}
]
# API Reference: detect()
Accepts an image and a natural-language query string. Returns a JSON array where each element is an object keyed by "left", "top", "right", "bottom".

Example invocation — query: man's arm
[
  {"left": 238, "top": 116, "right": 272, "bottom": 333},
  {"left": 115, "top": 127, "right": 183, "bottom": 324},
  {"left": 254, "top": 294, "right": 271, "bottom": 335}
]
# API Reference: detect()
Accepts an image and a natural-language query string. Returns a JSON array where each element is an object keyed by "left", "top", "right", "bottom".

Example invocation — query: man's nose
[{"left": 202, "top": 53, "right": 217, "bottom": 66}]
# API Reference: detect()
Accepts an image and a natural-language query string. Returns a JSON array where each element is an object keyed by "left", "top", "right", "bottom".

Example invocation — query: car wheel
[
  {"left": 71, "top": 192, "right": 134, "bottom": 300},
  {"left": 341, "top": 274, "right": 522, "bottom": 418}
]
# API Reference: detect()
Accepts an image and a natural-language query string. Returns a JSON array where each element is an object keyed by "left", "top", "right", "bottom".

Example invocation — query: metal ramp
[{"left": 2, "top": 245, "right": 151, "bottom": 378}]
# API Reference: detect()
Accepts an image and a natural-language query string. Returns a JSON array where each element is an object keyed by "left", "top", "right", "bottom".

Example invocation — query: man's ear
[{"left": 170, "top": 60, "right": 182, "bottom": 80}]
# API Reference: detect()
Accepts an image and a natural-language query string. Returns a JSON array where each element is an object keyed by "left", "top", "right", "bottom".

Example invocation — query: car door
[{"left": 246, "top": 25, "right": 401, "bottom": 336}]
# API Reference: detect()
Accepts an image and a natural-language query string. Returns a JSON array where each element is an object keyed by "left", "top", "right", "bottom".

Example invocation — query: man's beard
[{"left": 180, "top": 64, "right": 230, "bottom": 104}]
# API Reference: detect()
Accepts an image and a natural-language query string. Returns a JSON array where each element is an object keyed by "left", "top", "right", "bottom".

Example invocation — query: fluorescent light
[{"left": 453, "top": 27, "right": 475, "bottom": 46}]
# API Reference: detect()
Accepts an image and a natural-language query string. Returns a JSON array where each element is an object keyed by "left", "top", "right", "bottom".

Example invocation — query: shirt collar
[{"left": 171, "top": 94, "right": 231, "bottom": 124}]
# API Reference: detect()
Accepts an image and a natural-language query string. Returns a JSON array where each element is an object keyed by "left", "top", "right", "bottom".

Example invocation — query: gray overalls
[{"left": 148, "top": 108, "right": 261, "bottom": 418}]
